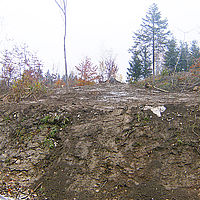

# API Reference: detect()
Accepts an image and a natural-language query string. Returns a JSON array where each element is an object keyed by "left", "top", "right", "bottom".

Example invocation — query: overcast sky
[{"left": 0, "top": 0, "right": 200, "bottom": 79}]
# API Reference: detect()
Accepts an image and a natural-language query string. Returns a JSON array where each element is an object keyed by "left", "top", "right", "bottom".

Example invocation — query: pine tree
[
  {"left": 177, "top": 42, "right": 190, "bottom": 72},
  {"left": 139, "top": 3, "right": 170, "bottom": 78},
  {"left": 128, "top": 3, "right": 170, "bottom": 82},
  {"left": 164, "top": 37, "right": 179, "bottom": 72},
  {"left": 140, "top": 46, "right": 152, "bottom": 78},
  {"left": 127, "top": 50, "right": 142, "bottom": 82},
  {"left": 190, "top": 40, "right": 200, "bottom": 66},
  {"left": 128, "top": 40, "right": 151, "bottom": 82}
]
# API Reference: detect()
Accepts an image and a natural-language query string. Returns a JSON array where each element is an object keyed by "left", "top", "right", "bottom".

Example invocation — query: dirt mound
[{"left": 0, "top": 84, "right": 200, "bottom": 199}]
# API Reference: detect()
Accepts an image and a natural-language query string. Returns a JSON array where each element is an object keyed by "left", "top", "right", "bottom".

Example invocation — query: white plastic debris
[{"left": 144, "top": 105, "right": 166, "bottom": 117}]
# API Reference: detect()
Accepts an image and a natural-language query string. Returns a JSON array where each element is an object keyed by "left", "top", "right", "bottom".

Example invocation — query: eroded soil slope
[{"left": 0, "top": 83, "right": 200, "bottom": 200}]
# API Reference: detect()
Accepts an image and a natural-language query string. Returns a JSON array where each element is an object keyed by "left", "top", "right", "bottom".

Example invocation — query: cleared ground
[{"left": 0, "top": 83, "right": 200, "bottom": 199}]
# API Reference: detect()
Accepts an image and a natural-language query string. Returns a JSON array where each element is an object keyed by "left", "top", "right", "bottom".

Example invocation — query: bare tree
[
  {"left": 0, "top": 44, "right": 43, "bottom": 87},
  {"left": 75, "top": 57, "right": 99, "bottom": 83},
  {"left": 54, "top": 0, "right": 69, "bottom": 90},
  {"left": 99, "top": 54, "right": 119, "bottom": 82}
]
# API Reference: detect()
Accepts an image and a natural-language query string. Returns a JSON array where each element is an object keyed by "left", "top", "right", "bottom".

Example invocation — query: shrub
[{"left": 10, "top": 69, "right": 46, "bottom": 102}]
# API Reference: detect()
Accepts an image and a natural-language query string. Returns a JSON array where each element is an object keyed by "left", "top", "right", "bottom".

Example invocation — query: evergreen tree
[
  {"left": 190, "top": 40, "right": 200, "bottom": 66},
  {"left": 140, "top": 46, "right": 152, "bottom": 78},
  {"left": 177, "top": 41, "right": 190, "bottom": 72},
  {"left": 140, "top": 3, "right": 170, "bottom": 77},
  {"left": 164, "top": 37, "right": 179, "bottom": 72},
  {"left": 128, "top": 3, "right": 170, "bottom": 81},
  {"left": 128, "top": 41, "right": 151, "bottom": 81},
  {"left": 164, "top": 40, "right": 200, "bottom": 72},
  {"left": 127, "top": 50, "right": 142, "bottom": 82}
]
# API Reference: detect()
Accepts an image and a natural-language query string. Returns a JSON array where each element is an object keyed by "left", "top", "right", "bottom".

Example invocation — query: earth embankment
[{"left": 0, "top": 83, "right": 200, "bottom": 199}]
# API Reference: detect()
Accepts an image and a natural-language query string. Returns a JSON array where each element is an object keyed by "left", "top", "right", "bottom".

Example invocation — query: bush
[{"left": 10, "top": 69, "right": 46, "bottom": 102}]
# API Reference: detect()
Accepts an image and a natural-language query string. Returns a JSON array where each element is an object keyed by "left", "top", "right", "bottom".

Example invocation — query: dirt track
[{"left": 0, "top": 83, "right": 200, "bottom": 199}]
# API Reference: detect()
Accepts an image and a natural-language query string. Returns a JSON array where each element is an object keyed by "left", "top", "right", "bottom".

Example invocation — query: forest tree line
[
  {"left": 127, "top": 3, "right": 200, "bottom": 83},
  {"left": 0, "top": 3, "right": 200, "bottom": 95},
  {"left": 0, "top": 43, "right": 119, "bottom": 91}
]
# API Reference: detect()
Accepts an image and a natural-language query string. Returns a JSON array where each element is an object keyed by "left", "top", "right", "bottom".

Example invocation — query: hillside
[{"left": 0, "top": 83, "right": 200, "bottom": 200}]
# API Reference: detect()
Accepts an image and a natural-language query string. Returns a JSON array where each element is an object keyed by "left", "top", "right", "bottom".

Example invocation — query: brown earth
[{"left": 0, "top": 83, "right": 200, "bottom": 200}]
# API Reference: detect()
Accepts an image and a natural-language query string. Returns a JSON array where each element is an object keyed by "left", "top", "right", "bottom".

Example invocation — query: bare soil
[{"left": 0, "top": 83, "right": 200, "bottom": 200}]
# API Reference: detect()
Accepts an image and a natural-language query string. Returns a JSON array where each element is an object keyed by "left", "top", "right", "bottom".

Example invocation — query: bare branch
[
  {"left": 54, "top": 0, "right": 69, "bottom": 90},
  {"left": 54, "top": 0, "right": 65, "bottom": 15},
  {"left": 62, "top": 0, "right": 67, "bottom": 12}
]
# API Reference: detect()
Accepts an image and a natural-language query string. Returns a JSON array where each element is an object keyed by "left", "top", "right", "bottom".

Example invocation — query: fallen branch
[
  {"left": 145, "top": 82, "right": 169, "bottom": 93},
  {"left": 33, "top": 182, "right": 43, "bottom": 192},
  {"left": 153, "top": 86, "right": 169, "bottom": 93},
  {"left": 22, "top": 91, "right": 34, "bottom": 99}
]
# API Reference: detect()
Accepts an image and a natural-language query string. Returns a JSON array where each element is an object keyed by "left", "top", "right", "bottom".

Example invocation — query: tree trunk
[
  {"left": 64, "top": 1, "right": 69, "bottom": 91},
  {"left": 152, "top": 21, "right": 155, "bottom": 82},
  {"left": 64, "top": 7, "right": 69, "bottom": 91},
  {"left": 54, "top": 0, "right": 69, "bottom": 91},
  {"left": 152, "top": 32, "right": 155, "bottom": 82}
]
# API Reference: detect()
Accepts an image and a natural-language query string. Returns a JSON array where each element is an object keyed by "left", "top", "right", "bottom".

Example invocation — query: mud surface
[{"left": 0, "top": 83, "right": 200, "bottom": 200}]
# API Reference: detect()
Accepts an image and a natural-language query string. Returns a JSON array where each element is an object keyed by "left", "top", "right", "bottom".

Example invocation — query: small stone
[{"left": 16, "top": 160, "right": 20, "bottom": 164}]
